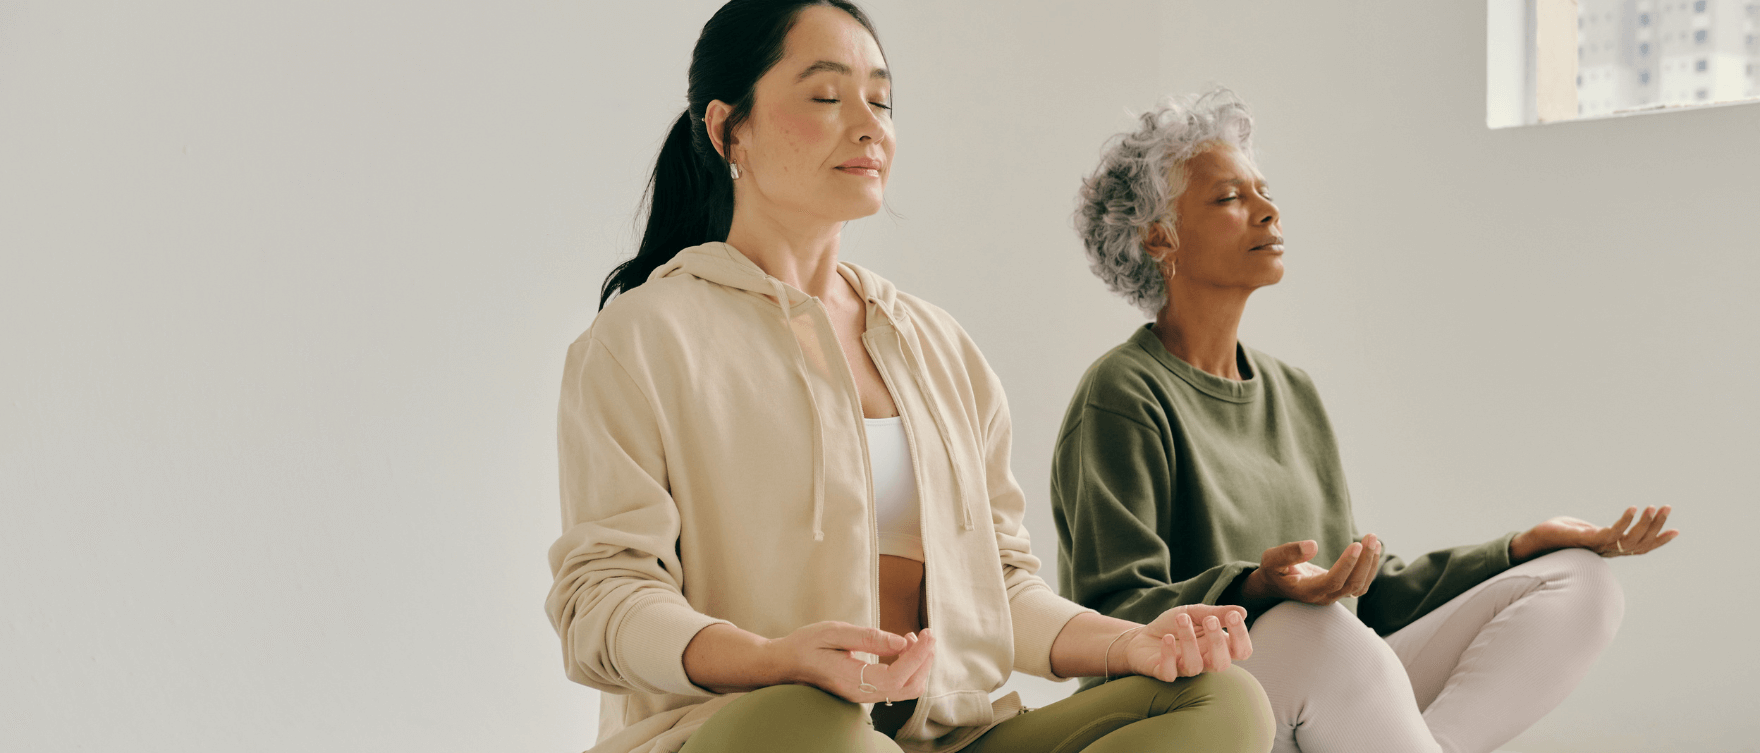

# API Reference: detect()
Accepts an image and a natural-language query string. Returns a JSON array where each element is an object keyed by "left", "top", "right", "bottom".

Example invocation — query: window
[{"left": 1488, "top": 0, "right": 1760, "bottom": 126}]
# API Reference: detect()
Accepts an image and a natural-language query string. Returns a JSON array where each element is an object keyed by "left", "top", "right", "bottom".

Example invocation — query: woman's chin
[{"left": 827, "top": 195, "right": 886, "bottom": 222}]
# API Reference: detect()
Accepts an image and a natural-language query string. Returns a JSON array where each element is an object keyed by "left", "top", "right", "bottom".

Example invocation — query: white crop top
[{"left": 864, "top": 416, "right": 924, "bottom": 562}]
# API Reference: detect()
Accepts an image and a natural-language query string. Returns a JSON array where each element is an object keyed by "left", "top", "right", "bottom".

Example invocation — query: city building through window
[{"left": 1488, "top": 0, "right": 1760, "bottom": 126}]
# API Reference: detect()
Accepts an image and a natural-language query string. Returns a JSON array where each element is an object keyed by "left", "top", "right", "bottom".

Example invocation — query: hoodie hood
[{"left": 650, "top": 240, "right": 901, "bottom": 313}]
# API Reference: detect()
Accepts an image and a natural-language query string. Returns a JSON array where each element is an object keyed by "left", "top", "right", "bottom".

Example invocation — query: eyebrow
[
  {"left": 1212, "top": 178, "right": 1268, "bottom": 189},
  {"left": 796, "top": 60, "right": 890, "bottom": 82}
]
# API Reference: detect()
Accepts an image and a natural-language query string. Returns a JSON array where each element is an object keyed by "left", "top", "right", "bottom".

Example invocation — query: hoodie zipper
[
  {"left": 864, "top": 331, "right": 934, "bottom": 635},
  {"left": 809, "top": 296, "right": 885, "bottom": 640},
  {"left": 863, "top": 326, "right": 935, "bottom": 739}
]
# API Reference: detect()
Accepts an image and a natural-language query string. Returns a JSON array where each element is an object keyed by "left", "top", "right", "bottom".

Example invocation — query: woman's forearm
[
  {"left": 1048, "top": 611, "right": 1142, "bottom": 679},
  {"left": 681, "top": 623, "right": 792, "bottom": 694}
]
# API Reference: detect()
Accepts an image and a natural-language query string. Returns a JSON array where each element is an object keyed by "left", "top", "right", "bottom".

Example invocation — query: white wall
[{"left": 2, "top": 2, "right": 1752, "bottom": 752}]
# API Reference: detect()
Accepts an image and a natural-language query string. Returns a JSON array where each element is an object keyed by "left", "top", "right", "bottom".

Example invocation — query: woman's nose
[
  {"left": 1258, "top": 200, "right": 1280, "bottom": 225},
  {"left": 851, "top": 104, "right": 885, "bottom": 143}
]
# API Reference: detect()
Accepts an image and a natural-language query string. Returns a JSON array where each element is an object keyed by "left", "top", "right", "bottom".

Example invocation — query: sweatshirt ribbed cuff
[
  {"left": 1009, "top": 585, "right": 1095, "bottom": 681},
  {"left": 614, "top": 597, "right": 730, "bottom": 697}
]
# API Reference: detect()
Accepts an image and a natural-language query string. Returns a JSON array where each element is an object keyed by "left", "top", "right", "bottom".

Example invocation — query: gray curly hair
[{"left": 1074, "top": 89, "right": 1256, "bottom": 317}]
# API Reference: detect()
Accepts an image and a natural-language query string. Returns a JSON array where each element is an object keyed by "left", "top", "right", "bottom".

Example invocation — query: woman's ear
[
  {"left": 1143, "top": 221, "right": 1178, "bottom": 273},
  {"left": 703, "top": 100, "right": 737, "bottom": 162}
]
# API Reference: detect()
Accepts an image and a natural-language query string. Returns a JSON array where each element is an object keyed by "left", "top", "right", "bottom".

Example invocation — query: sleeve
[
  {"left": 977, "top": 372, "right": 1096, "bottom": 681},
  {"left": 1355, "top": 531, "right": 1520, "bottom": 636},
  {"left": 543, "top": 335, "right": 729, "bottom": 697},
  {"left": 1053, "top": 403, "right": 1277, "bottom": 627}
]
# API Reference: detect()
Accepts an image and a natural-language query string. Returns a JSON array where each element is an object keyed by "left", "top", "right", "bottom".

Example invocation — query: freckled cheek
[{"left": 767, "top": 111, "right": 836, "bottom": 170}]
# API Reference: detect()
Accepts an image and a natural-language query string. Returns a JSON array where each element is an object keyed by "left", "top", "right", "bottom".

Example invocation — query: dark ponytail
[{"left": 598, "top": 0, "right": 884, "bottom": 309}]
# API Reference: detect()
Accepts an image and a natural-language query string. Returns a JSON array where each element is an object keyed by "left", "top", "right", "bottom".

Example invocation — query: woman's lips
[{"left": 837, "top": 157, "right": 883, "bottom": 177}]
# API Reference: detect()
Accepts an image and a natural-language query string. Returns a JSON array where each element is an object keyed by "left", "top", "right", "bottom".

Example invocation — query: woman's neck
[
  {"left": 724, "top": 204, "right": 848, "bottom": 300},
  {"left": 1153, "top": 283, "right": 1253, "bottom": 381}
]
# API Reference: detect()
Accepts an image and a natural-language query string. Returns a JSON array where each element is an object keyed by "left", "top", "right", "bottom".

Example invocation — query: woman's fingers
[
  {"left": 1616, "top": 506, "right": 1657, "bottom": 551},
  {"left": 1180, "top": 604, "right": 1245, "bottom": 636},
  {"left": 1306, "top": 542, "right": 1361, "bottom": 602},
  {"left": 1339, "top": 536, "right": 1380, "bottom": 597},
  {"left": 1648, "top": 528, "right": 1682, "bottom": 552},
  {"left": 876, "top": 630, "right": 935, "bottom": 691},
  {"left": 1224, "top": 610, "right": 1253, "bottom": 661},
  {"left": 1635, "top": 506, "right": 1671, "bottom": 548},
  {"left": 1607, "top": 507, "right": 1638, "bottom": 538},
  {"left": 1629, "top": 506, "right": 1679, "bottom": 554},
  {"left": 886, "top": 633, "right": 936, "bottom": 700},
  {"left": 1174, "top": 613, "right": 1204, "bottom": 677},
  {"left": 822, "top": 622, "right": 909, "bottom": 657},
  {"left": 1201, "top": 615, "right": 1231, "bottom": 673}
]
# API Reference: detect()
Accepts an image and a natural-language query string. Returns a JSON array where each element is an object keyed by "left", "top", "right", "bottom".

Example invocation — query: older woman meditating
[{"left": 1051, "top": 90, "right": 1679, "bottom": 753}]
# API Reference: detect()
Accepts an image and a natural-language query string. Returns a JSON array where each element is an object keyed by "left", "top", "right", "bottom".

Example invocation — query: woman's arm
[
  {"left": 546, "top": 334, "right": 730, "bottom": 696},
  {"left": 1053, "top": 401, "right": 1277, "bottom": 622},
  {"left": 681, "top": 622, "right": 935, "bottom": 700},
  {"left": 1508, "top": 506, "right": 1678, "bottom": 562},
  {"left": 1354, "top": 533, "right": 1518, "bottom": 636},
  {"left": 551, "top": 333, "right": 938, "bottom": 702}
]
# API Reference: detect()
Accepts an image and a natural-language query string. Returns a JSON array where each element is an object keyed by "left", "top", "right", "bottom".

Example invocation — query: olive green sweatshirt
[{"left": 1052, "top": 325, "right": 1516, "bottom": 689}]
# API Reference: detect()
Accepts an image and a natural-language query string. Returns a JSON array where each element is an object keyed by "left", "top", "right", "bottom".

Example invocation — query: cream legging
[{"left": 1235, "top": 548, "right": 1625, "bottom": 753}]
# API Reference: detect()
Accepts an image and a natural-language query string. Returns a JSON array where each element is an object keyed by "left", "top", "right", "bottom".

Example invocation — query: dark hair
[{"left": 598, "top": 0, "right": 884, "bottom": 309}]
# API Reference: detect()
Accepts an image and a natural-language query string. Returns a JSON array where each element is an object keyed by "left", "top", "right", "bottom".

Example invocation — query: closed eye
[{"left": 816, "top": 97, "right": 892, "bottom": 112}]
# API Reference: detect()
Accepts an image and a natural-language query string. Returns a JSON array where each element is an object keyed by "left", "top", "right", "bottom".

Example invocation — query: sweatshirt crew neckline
[{"left": 1128, "top": 324, "right": 1261, "bottom": 404}]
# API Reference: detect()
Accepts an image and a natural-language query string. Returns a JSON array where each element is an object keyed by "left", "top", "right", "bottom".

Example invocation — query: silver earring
[{"left": 729, "top": 162, "right": 740, "bottom": 180}]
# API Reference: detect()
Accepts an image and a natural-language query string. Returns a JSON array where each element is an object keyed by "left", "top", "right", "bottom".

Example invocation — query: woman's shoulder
[
  {"left": 580, "top": 273, "right": 737, "bottom": 344},
  {"left": 1065, "top": 329, "right": 1175, "bottom": 419},
  {"left": 1241, "top": 345, "right": 1318, "bottom": 391}
]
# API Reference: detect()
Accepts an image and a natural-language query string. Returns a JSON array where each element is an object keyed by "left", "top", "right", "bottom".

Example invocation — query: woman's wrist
[
  {"left": 1238, "top": 567, "right": 1272, "bottom": 601},
  {"left": 1510, "top": 529, "right": 1550, "bottom": 564},
  {"left": 683, "top": 623, "right": 792, "bottom": 693},
  {"left": 759, "top": 637, "right": 799, "bottom": 686},
  {"left": 1104, "top": 626, "right": 1146, "bottom": 681}
]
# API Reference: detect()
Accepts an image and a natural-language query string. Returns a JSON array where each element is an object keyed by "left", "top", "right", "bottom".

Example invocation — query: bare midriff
[{"left": 878, "top": 554, "right": 927, "bottom": 663}]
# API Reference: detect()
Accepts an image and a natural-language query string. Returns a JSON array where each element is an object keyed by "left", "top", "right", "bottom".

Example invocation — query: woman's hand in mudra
[
  {"left": 768, "top": 621, "right": 935, "bottom": 705},
  {"left": 1124, "top": 604, "right": 1253, "bottom": 680},
  {"left": 1509, "top": 505, "right": 1679, "bottom": 563},
  {"left": 1240, "top": 535, "right": 1382, "bottom": 605}
]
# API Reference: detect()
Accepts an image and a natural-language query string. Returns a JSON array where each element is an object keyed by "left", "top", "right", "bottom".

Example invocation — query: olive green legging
[{"left": 678, "top": 667, "right": 1274, "bottom": 753}]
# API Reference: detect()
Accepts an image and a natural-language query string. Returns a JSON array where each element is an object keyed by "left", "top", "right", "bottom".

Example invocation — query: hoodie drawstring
[
  {"left": 771, "top": 279, "right": 828, "bottom": 541},
  {"left": 893, "top": 310, "right": 977, "bottom": 532}
]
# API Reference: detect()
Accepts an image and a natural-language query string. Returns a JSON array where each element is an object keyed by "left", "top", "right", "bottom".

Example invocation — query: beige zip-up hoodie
[{"left": 546, "top": 242, "right": 1092, "bottom": 753}]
